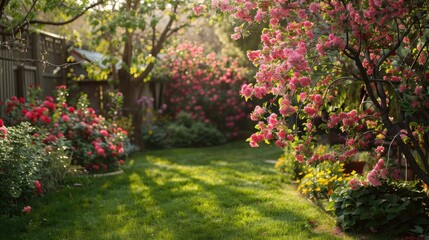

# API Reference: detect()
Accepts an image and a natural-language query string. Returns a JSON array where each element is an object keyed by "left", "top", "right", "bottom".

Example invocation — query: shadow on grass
[
  {"left": 0, "top": 142, "right": 346, "bottom": 240},
  {"left": 119, "top": 144, "right": 342, "bottom": 240}
]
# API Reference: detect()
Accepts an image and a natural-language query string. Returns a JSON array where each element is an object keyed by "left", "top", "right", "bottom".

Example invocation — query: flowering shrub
[
  {"left": 157, "top": 42, "right": 253, "bottom": 138},
  {"left": 205, "top": 0, "right": 429, "bottom": 184},
  {"left": 2, "top": 86, "right": 128, "bottom": 173},
  {"left": 57, "top": 92, "right": 128, "bottom": 172},
  {"left": 0, "top": 122, "right": 70, "bottom": 215}
]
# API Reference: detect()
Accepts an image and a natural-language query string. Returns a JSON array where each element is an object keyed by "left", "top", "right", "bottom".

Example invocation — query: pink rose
[{"left": 22, "top": 206, "right": 32, "bottom": 213}]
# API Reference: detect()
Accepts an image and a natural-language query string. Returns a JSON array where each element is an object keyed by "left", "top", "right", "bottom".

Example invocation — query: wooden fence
[{"left": 0, "top": 29, "right": 67, "bottom": 104}]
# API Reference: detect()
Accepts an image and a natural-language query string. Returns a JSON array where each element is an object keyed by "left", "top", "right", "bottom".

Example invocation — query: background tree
[
  {"left": 0, "top": 0, "right": 102, "bottom": 67},
  {"left": 87, "top": 0, "right": 201, "bottom": 146},
  {"left": 208, "top": 1, "right": 429, "bottom": 184},
  {"left": 0, "top": 0, "right": 102, "bottom": 34}
]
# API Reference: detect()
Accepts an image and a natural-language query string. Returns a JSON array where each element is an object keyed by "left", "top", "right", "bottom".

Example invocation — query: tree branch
[
  {"left": 345, "top": 45, "right": 383, "bottom": 113},
  {"left": 13, "top": 0, "right": 38, "bottom": 32},
  {"left": 25, "top": 1, "right": 104, "bottom": 27},
  {"left": 134, "top": 2, "right": 179, "bottom": 84},
  {"left": 0, "top": 55, "right": 84, "bottom": 68},
  {"left": 411, "top": 41, "right": 429, "bottom": 70},
  {"left": 375, "top": 18, "right": 415, "bottom": 67},
  {"left": 0, "top": 0, "right": 10, "bottom": 20},
  {"left": 166, "top": 23, "right": 189, "bottom": 39}
]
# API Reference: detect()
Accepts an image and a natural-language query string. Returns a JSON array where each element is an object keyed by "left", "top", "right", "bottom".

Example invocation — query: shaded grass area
[{"left": 1, "top": 141, "right": 353, "bottom": 240}]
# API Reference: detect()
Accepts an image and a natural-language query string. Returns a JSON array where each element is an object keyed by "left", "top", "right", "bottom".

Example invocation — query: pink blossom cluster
[
  {"left": 0, "top": 119, "right": 7, "bottom": 138},
  {"left": 161, "top": 42, "right": 252, "bottom": 138},
  {"left": 349, "top": 159, "right": 389, "bottom": 190},
  {"left": 210, "top": 0, "right": 429, "bottom": 183}
]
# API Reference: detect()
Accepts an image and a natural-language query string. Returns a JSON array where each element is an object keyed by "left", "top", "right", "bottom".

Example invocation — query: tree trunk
[{"left": 118, "top": 68, "right": 144, "bottom": 148}]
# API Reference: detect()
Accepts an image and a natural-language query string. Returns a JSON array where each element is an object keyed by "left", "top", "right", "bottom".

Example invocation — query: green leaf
[
  {"left": 9, "top": 187, "right": 22, "bottom": 198},
  {"left": 410, "top": 225, "right": 424, "bottom": 234}
]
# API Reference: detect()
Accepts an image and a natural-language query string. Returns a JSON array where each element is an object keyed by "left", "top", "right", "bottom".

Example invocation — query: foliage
[
  {"left": 0, "top": 122, "right": 71, "bottom": 215},
  {"left": 2, "top": 86, "right": 128, "bottom": 173},
  {"left": 156, "top": 42, "right": 253, "bottom": 138},
  {"left": 143, "top": 112, "right": 227, "bottom": 148},
  {"left": 206, "top": 0, "right": 429, "bottom": 184},
  {"left": 114, "top": 115, "right": 135, "bottom": 139},
  {"left": 325, "top": 158, "right": 429, "bottom": 236},
  {"left": 167, "top": 121, "right": 226, "bottom": 148},
  {"left": 87, "top": 0, "right": 199, "bottom": 80},
  {"left": 327, "top": 180, "right": 429, "bottom": 236},
  {"left": 297, "top": 162, "right": 355, "bottom": 201},
  {"left": 0, "top": 0, "right": 100, "bottom": 31},
  {"left": 275, "top": 146, "right": 305, "bottom": 181},
  {"left": 142, "top": 124, "right": 170, "bottom": 149},
  {"left": 104, "top": 91, "right": 124, "bottom": 121}
]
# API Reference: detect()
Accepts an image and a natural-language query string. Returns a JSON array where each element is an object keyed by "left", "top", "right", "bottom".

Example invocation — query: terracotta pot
[{"left": 344, "top": 161, "right": 366, "bottom": 175}]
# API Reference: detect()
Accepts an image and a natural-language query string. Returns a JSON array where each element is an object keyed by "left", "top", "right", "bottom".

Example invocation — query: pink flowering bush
[
  {"left": 2, "top": 86, "right": 128, "bottom": 173},
  {"left": 157, "top": 42, "right": 253, "bottom": 138},
  {"left": 56, "top": 92, "right": 128, "bottom": 172},
  {"left": 206, "top": 0, "right": 429, "bottom": 184}
]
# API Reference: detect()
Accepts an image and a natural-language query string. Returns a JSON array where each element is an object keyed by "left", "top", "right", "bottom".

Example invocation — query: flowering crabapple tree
[{"left": 203, "top": 1, "right": 429, "bottom": 184}]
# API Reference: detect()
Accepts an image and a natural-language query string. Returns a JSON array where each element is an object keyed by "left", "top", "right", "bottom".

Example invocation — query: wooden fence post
[{"left": 31, "top": 32, "right": 44, "bottom": 93}]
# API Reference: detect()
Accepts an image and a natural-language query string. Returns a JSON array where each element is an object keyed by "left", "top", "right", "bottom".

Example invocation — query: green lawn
[{"left": 1, "top": 141, "right": 354, "bottom": 240}]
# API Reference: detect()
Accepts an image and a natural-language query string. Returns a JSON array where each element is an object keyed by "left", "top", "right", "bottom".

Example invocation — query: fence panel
[{"left": 0, "top": 30, "right": 66, "bottom": 103}]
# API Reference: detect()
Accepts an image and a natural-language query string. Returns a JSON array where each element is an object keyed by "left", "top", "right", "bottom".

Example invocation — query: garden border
[{"left": 92, "top": 169, "right": 124, "bottom": 178}]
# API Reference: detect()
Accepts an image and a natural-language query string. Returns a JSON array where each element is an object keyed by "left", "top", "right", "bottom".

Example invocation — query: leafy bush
[
  {"left": 0, "top": 122, "right": 70, "bottom": 215},
  {"left": 166, "top": 123, "right": 196, "bottom": 147},
  {"left": 143, "top": 112, "right": 226, "bottom": 148},
  {"left": 328, "top": 181, "right": 429, "bottom": 236},
  {"left": 142, "top": 124, "right": 169, "bottom": 149},
  {"left": 189, "top": 122, "right": 227, "bottom": 147},
  {"left": 167, "top": 112, "right": 226, "bottom": 147}
]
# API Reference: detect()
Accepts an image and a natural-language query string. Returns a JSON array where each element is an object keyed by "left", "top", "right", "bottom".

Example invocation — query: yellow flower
[{"left": 376, "top": 133, "right": 385, "bottom": 139}]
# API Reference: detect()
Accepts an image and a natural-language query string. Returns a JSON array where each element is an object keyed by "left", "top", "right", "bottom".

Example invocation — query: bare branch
[
  {"left": 0, "top": 55, "right": 84, "bottom": 68},
  {"left": 166, "top": 23, "right": 189, "bottom": 38}
]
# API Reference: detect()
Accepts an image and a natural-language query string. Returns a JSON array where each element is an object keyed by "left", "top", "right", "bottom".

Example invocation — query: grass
[{"left": 1, "top": 141, "right": 356, "bottom": 240}]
